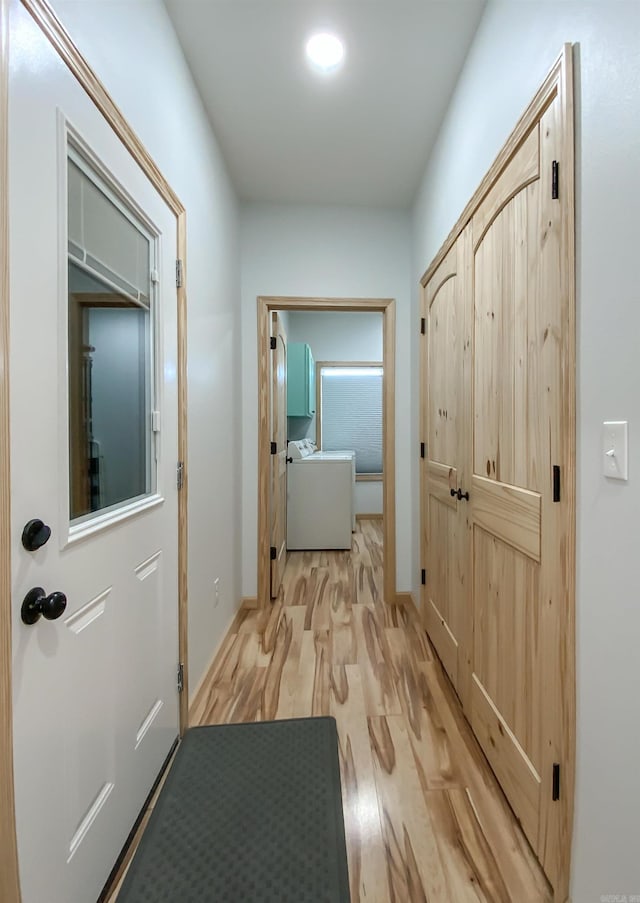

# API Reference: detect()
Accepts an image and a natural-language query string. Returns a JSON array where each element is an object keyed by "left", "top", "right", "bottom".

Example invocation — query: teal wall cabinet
[{"left": 287, "top": 343, "right": 315, "bottom": 417}]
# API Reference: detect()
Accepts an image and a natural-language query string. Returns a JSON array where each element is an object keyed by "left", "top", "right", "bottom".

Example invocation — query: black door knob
[
  {"left": 450, "top": 488, "right": 457, "bottom": 497},
  {"left": 21, "top": 587, "right": 67, "bottom": 625},
  {"left": 286, "top": 457, "right": 293, "bottom": 463},
  {"left": 21, "top": 519, "right": 52, "bottom": 552},
  {"left": 457, "top": 488, "right": 470, "bottom": 501}
]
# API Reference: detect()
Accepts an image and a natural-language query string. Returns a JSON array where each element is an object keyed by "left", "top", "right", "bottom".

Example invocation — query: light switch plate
[{"left": 602, "top": 421, "right": 628, "bottom": 480}]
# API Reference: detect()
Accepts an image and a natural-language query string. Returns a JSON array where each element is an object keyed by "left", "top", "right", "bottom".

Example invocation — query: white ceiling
[{"left": 164, "top": 0, "right": 487, "bottom": 208}]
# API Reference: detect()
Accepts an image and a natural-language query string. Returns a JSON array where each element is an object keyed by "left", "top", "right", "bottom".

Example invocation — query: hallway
[{"left": 185, "top": 520, "right": 551, "bottom": 903}]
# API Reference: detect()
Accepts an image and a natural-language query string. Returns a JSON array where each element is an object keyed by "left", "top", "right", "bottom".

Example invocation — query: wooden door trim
[
  {"left": 418, "top": 45, "right": 575, "bottom": 903},
  {"left": 257, "top": 297, "right": 396, "bottom": 608},
  {"left": 0, "top": 0, "right": 21, "bottom": 897},
  {"left": 421, "top": 47, "right": 569, "bottom": 288}
]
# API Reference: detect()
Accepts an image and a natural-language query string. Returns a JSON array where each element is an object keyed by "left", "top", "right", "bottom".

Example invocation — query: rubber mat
[{"left": 116, "top": 717, "right": 351, "bottom": 902}]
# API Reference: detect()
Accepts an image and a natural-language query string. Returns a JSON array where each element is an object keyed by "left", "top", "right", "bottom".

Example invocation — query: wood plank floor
[
  {"left": 191, "top": 519, "right": 551, "bottom": 903},
  {"left": 109, "top": 518, "right": 551, "bottom": 902}
]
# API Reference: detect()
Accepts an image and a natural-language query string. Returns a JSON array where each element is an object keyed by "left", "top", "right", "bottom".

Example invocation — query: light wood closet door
[
  {"left": 469, "top": 97, "right": 569, "bottom": 876},
  {"left": 422, "top": 228, "right": 472, "bottom": 706}
]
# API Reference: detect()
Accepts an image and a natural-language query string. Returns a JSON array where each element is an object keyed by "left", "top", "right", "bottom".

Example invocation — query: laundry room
[
  {"left": 279, "top": 309, "right": 383, "bottom": 550},
  {"left": 284, "top": 310, "right": 383, "bottom": 509},
  {"left": 262, "top": 298, "right": 394, "bottom": 600}
]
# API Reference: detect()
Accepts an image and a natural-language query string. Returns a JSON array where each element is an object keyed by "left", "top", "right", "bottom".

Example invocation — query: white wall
[
  {"left": 286, "top": 310, "right": 383, "bottom": 515},
  {"left": 241, "top": 203, "right": 411, "bottom": 596},
  {"left": 50, "top": 0, "right": 242, "bottom": 694},
  {"left": 411, "top": 2, "right": 640, "bottom": 898}
]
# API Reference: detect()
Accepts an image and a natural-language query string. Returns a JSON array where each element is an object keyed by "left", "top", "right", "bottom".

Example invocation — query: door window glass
[{"left": 67, "top": 149, "right": 155, "bottom": 522}]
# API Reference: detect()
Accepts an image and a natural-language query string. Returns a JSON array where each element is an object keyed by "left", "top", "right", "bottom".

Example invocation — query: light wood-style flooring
[
  {"left": 191, "top": 518, "right": 551, "bottom": 902},
  {"left": 109, "top": 518, "right": 551, "bottom": 902}
]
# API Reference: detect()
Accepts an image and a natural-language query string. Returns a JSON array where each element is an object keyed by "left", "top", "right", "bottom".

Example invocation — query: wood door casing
[
  {"left": 422, "top": 228, "right": 472, "bottom": 710},
  {"left": 420, "top": 48, "right": 575, "bottom": 901},
  {"left": 270, "top": 312, "right": 287, "bottom": 598}
]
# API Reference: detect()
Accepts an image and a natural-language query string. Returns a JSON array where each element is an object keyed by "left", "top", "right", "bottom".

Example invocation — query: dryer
[{"left": 286, "top": 440, "right": 354, "bottom": 550}]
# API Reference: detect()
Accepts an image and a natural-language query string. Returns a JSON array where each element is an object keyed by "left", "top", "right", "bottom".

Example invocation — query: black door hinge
[
  {"left": 270, "top": 546, "right": 277, "bottom": 561},
  {"left": 177, "top": 662, "right": 184, "bottom": 694},
  {"left": 421, "top": 569, "right": 426, "bottom": 585},
  {"left": 420, "top": 442, "right": 425, "bottom": 459},
  {"left": 420, "top": 317, "right": 426, "bottom": 335},
  {"left": 270, "top": 336, "right": 277, "bottom": 350},
  {"left": 270, "top": 441, "right": 277, "bottom": 455},
  {"left": 176, "top": 461, "right": 184, "bottom": 491},
  {"left": 552, "top": 763, "right": 560, "bottom": 800},
  {"left": 176, "top": 259, "right": 183, "bottom": 288},
  {"left": 552, "top": 161, "right": 559, "bottom": 199},
  {"left": 553, "top": 465, "right": 561, "bottom": 502}
]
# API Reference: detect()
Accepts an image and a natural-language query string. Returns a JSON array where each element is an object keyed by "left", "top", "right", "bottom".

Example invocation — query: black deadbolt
[
  {"left": 21, "top": 519, "right": 52, "bottom": 552},
  {"left": 21, "top": 587, "right": 67, "bottom": 625}
]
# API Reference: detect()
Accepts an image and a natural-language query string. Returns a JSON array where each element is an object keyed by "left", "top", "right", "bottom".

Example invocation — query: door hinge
[
  {"left": 551, "top": 161, "right": 559, "bottom": 200},
  {"left": 552, "top": 763, "right": 560, "bottom": 800},
  {"left": 270, "top": 546, "right": 277, "bottom": 561},
  {"left": 420, "top": 317, "right": 426, "bottom": 335},
  {"left": 421, "top": 568, "right": 426, "bottom": 585},
  {"left": 176, "top": 461, "right": 184, "bottom": 490},
  {"left": 552, "top": 465, "right": 560, "bottom": 502},
  {"left": 420, "top": 442, "right": 425, "bottom": 459},
  {"left": 176, "top": 258, "right": 184, "bottom": 288},
  {"left": 270, "top": 336, "right": 277, "bottom": 350},
  {"left": 177, "top": 662, "right": 184, "bottom": 694},
  {"left": 270, "top": 441, "right": 277, "bottom": 455}
]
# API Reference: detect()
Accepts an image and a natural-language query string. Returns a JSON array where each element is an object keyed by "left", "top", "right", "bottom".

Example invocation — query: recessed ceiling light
[{"left": 305, "top": 32, "right": 345, "bottom": 73}]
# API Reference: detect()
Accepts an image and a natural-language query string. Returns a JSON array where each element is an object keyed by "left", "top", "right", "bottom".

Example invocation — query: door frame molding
[
  {"left": 1, "top": 2, "right": 190, "bottom": 897},
  {"left": 419, "top": 46, "right": 575, "bottom": 903},
  {"left": 257, "top": 296, "right": 396, "bottom": 608}
]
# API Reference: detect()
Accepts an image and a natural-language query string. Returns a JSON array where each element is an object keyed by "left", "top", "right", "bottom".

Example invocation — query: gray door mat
[{"left": 116, "top": 717, "right": 351, "bottom": 902}]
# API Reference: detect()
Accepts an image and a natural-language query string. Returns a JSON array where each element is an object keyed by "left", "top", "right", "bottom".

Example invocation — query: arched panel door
[
  {"left": 422, "top": 226, "right": 472, "bottom": 707},
  {"left": 469, "top": 100, "right": 570, "bottom": 879}
]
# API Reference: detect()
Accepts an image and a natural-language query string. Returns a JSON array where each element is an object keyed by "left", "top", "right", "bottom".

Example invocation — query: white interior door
[{"left": 9, "top": 6, "right": 179, "bottom": 902}]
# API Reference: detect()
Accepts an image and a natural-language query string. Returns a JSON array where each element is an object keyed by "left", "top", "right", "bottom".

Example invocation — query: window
[
  {"left": 318, "top": 363, "right": 383, "bottom": 476},
  {"left": 67, "top": 144, "right": 156, "bottom": 523}
]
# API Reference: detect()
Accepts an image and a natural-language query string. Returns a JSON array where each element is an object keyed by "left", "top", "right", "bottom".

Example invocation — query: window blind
[
  {"left": 321, "top": 367, "right": 383, "bottom": 473},
  {"left": 68, "top": 156, "right": 151, "bottom": 307}
]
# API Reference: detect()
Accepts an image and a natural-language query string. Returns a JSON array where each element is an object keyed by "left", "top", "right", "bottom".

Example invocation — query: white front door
[{"left": 9, "top": 5, "right": 180, "bottom": 902}]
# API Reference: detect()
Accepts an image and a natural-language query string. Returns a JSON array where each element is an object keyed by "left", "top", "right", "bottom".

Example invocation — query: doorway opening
[{"left": 256, "top": 297, "right": 396, "bottom": 611}]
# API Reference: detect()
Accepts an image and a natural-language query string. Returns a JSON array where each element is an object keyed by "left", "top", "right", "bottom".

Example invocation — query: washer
[
  {"left": 288, "top": 440, "right": 356, "bottom": 530},
  {"left": 287, "top": 440, "right": 353, "bottom": 550},
  {"left": 305, "top": 448, "right": 356, "bottom": 531}
]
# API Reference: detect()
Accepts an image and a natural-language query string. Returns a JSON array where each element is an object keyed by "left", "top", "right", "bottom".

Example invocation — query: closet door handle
[
  {"left": 450, "top": 488, "right": 457, "bottom": 497},
  {"left": 457, "top": 488, "right": 469, "bottom": 501}
]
